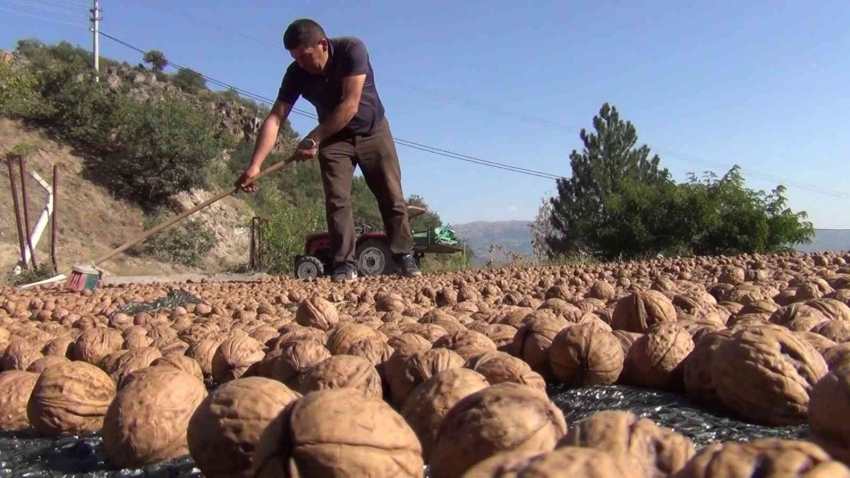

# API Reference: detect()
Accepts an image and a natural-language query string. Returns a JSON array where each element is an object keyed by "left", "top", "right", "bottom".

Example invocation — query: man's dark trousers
[{"left": 318, "top": 116, "right": 414, "bottom": 267}]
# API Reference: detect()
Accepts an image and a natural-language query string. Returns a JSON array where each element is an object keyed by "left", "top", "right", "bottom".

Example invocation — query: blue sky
[{"left": 2, "top": 0, "right": 849, "bottom": 228}]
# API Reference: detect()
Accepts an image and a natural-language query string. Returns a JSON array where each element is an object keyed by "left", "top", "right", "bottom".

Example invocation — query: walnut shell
[
  {"left": 269, "top": 340, "right": 331, "bottom": 390},
  {"left": 558, "top": 410, "right": 695, "bottom": 477},
  {"left": 325, "top": 323, "right": 383, "bottom": 354},
  {"left": 27, "top": 360, "right": 116, "bottom": 436},
  {"left": 510, "top": 315, "right": 570, "bottom": 380},
  {"left": 387, "top": 333, "right": 432, "bottom": 355},
  {"left": 72, "top": 327, "right": 123, "bottom": 365},
  {"left": 296, "top": 354, "right": 382, "bottom": 400},
  {"left": 295, "top": 296, "right": 340, "bottom": 331},
  {"left": 683, "top": 329, "right": 734, "bottom": 405},
  {"left": 809, "top": 366, "right": 850, "bottom": 465},
  {"left": 711, "top": 326, "right": 828, "bottom": 425},
  {"left": 212, "top": 335, "right": 265, "bottom": 384},
  {"left": 433, "top": 329, "right": 498, "bottom": 360},
  {"left": 0, "top": 370, "right": 39, "bottom": 430},
  {"left": 107, "top": 346, "right": 162, "bottom": 387},
  {"left": 612, "top": 290, "right": 678, "bottom": 333},
  {"left": 102, "top": 366, "right": 207, "bottom": 468},
  {"left": 385, "top": 347, "right": 466, "bottom": 408},
  {"left": 824, "top": 343, "right": 850, "bottom": 371},
  {"left": 464, "top": 350, "right": 546, "bottom": 394},
  {"left": 251, "top": 387, "right": 424, "bottom": 477},
  {"left": 26, "top": 355, "right": 69, "bottom": 374},
  {"left": 187, "top": 376, "right": 301, "bottom": 478},
  {"left": 150, "top": 355, "right": 204, "bottom": 383},
  {"left": 623, "top": 322, "right": 694, "bottom": 390},
  {"left": 401, "top": 368, "right": 490, "bottom": 461},
  {"left": 1, "top": 339, "right": 44, "bottom": 371},
  {"left": 673, "top": 438, "right": 850, "bottom": 477},
  {"left": 462, "top": 446, "right": 642, "bottom": 478},
  {"left": 429, "top": 382, "right": 568, "bottom": 478},
  {"left": 549, "top": 322, "right": 624, "bottom": 387}
]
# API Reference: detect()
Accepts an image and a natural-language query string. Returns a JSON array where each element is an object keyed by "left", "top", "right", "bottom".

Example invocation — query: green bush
[
  {"left": 0, "top": 62, "right": 39, "bottom": 116},
  {"left": 138, "top": 216, "right": 218, "bottom": 267},
  {"left": 256, "top": 193, "right": 326, "bottom": 274}
]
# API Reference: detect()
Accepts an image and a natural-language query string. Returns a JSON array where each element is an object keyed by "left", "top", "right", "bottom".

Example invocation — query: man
[{"left": 235, "top": 18, "right": 421, "bottom": 282}]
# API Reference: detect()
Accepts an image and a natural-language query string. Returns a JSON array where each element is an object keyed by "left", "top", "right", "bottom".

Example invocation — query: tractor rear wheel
[{"left": 356, "top": 239, "right": 395, "bottom": 276}]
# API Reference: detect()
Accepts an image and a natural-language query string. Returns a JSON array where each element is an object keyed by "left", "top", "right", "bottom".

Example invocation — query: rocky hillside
[{"left": 0, "top": 41, "right": 299, "bottom": 282}]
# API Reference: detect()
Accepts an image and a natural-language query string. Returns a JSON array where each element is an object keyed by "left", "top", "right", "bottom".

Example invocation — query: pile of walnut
[{"left": 1, "top": 250, "right": 850, "bottom": 477}]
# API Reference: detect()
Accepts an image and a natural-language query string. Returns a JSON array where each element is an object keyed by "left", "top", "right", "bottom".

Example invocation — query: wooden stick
[{"left": 91, "top": 156, "right": 297, "bottom": 266}]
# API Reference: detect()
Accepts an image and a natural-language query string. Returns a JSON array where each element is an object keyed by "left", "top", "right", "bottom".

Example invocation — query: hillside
[
  {"left": 450, "top": 220, "right": 533, "bottom": 264},
  {"left": 451, "top": 219, "right": 850, "bottom": 263},
  {"left": 794, "top": 229, "right": 850, "bottom": 253}
]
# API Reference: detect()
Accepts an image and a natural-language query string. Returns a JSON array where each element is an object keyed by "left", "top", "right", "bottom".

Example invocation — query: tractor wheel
[
  {"left": 356, "top": 239, "right": 395, "bottom": 276},
  {"left": 294, "top": 256, "right": 324, "bottom": 279}
]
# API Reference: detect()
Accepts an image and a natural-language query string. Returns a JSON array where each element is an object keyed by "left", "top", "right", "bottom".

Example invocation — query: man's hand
[
  {"left": 295, "top": 137, "right": 319, "bottom": 161},
  {"left": 235, "top": 164, "right": 261, "bottom": 193}
]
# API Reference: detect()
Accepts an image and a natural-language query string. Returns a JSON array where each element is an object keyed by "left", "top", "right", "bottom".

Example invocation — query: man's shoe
[
  {"left": 397, "top": 254, "right": 422, "bottom": 278},
  {"left": 332, "top": 262, "right": 358, "bottom": 283}
]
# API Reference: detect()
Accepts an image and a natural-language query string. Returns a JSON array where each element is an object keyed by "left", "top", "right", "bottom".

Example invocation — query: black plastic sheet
[
  {"left": 548, "top": 384, "right": 809, "bottom": 448},
  {"left": 111, "top": 289, "right": 201, "bottom": 318},
  {"left": 0, "top": 384, "right": 811, "bottom": 477}
]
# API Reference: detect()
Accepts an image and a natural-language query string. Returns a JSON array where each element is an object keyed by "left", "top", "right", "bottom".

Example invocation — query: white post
[
  {"left": 12, "top": 171, "right": 53, "bottom": 275},
  {"left": 90, "top": 0, "right": 101, "bottom": 81}
]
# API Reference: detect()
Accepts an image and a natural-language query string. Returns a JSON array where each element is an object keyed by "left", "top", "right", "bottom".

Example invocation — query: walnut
[
  {"left": 674, "top": 438, "right": 850, "bottom": 477},
  {"left": 558, "top": 410, "right": 694, "bottom": 477},
  {"left": 401, "top": 368, "right": 489, "bottom": 461},
  {"left": 0, "top": 370, "right": 39, "bottom": 430},
  {"left": 102, "top": 366, "right": 207, "bottom": 468},
  {"left": 27, "top": 360, "right": 116, "bottom": 436},
  {"left": 612, "top": 290, "right": 678, "bottom": 333},
  {"left": 187, "top": 376, "right": 300, "bottom": 477},
  {"left": 294, "top": 296, "right": 340, "bottom": 331},
  {"left": 711, "top": 326, "right": 828, "bottom": 425},
  {"left": 464, "top": 350, "right": 546, "bottom": 394},
  {"left": 296, "top": 354, "right": 383, "bottom": 400},
  {"left": 251, "top": 388, "right": 423, "bottom": 477},
  {"left": 623, "top": 322, "right": 694, "bottom": 390},
  {"left": 549, "top": 322, "right": 624, "bottom": 387},
  {"left": 429, "top": 382, "right": 568, "bottom": 478}
]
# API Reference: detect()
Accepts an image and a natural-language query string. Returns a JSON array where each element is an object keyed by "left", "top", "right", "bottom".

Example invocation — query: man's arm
[
  {"left": 249, "top": 100, "right": 293, "bottom": 170},
  {"left": 306, "top": 74, "right": 365, "bottom": 144}
]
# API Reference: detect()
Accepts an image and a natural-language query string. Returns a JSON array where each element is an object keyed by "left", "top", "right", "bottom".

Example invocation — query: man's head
[{"left": 283, "top": 19, "right": 329, "bottom": 74}]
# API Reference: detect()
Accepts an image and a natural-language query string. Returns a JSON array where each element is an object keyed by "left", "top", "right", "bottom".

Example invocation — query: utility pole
[{"left": 90, "top": 0, "right": 101, "bottom": 81}]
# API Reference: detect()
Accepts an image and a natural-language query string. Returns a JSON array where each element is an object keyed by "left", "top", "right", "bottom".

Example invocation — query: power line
[
  {"left": 95, "top": 30, "right": 569, "bottom": 181},
  {"left": 119, "top": 6, "right": 849, "bottom": 200},
  {"left": 1, "top": 0, "right": 85, "bottom": 17},
  {"left": 0, "top": 4, "right": 87, "bottom": 26}
]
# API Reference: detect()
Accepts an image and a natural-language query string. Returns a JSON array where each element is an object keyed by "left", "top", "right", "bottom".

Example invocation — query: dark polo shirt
[{"left": 276, "top": 36, "right": 385, "bottom": 138}]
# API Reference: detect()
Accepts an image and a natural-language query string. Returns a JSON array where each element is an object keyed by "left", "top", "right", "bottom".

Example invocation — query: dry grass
[{"left": 0, "top": 118, "right": 204, "bottom": 283}]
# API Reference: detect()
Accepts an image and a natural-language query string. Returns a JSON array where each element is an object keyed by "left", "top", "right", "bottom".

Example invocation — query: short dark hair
[{"left": 283, "top": 19, "right": 326, "bottom": 49}]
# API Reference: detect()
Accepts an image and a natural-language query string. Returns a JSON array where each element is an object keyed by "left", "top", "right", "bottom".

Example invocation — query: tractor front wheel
[
  {"left": 356, "top": 239, "right": 395, "bottom": 276},
  {"left": 294, "top": 255, "right": 324, "bottom": 279}
]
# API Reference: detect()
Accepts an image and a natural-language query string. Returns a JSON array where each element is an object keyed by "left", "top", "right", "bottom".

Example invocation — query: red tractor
[{"left": 293, "top": 205, "right": 464, "bottom": 279}]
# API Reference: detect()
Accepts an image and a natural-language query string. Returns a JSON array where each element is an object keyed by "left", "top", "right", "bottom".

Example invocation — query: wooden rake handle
[{"left": 92, "top": 155, "right": 298, "bottom": 266}]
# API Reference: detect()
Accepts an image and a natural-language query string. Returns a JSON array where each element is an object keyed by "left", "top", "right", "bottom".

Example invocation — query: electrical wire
[
  {"left": 96, "top": 30, "right": 569, "bottom": 181},
  {"left": 0, "top": 0, "right": 85, "bottom": 17},
  {"left": 0, "top": 4, "right": 87, "bottom": 26}
]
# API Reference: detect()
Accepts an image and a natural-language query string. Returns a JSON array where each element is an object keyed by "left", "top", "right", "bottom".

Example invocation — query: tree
[
  {"left": 547, "top": 102, "right": 671, "bottom": 256},
  {"left": 530, "top": 196, "right": 558, "bottom": 261},
  {"left": 407, "top": 194, "right": 443, "bottom": 231},
  {"left": 143, "top": 50, "right": 167, "bottom": 73},
  {"left": 172, "top": 67, "right": 207, "bottom": 93}
]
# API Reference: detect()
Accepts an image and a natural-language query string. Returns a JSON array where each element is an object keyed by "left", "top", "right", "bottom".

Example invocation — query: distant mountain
[
  {"left": 449, "top": 220, "right": 533, "bottom": 265},
  {"left": 794, "top": 229, "right": 850, "bottom": 253},
  {"left": 447, "top": 221, "right": 849, "bottom": 264}
]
